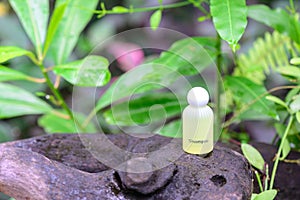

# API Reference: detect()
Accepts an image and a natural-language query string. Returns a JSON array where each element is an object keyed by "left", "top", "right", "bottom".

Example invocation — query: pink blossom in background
[{"left": 108, "top": 42, "right": 144, "bottom": 72}]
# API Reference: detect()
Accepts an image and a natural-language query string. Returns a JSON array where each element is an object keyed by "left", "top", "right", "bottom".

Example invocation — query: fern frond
[{"left": 235, "top": 31, "right": 300, "bottom": 84}]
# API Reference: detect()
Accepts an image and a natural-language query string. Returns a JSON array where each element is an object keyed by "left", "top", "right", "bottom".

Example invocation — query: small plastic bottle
[{"left": 182, "top": 87, "right": 214, "bottom": 155}]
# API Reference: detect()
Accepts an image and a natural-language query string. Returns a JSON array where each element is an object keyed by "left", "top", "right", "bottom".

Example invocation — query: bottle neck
[{"left": 189, "top": 104, "right": 207, "bottom": 108}]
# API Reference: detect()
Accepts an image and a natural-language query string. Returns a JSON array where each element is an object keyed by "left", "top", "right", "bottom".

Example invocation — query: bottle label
[{"left": 188, "top": 139, "right": 208, "bottom": 144}]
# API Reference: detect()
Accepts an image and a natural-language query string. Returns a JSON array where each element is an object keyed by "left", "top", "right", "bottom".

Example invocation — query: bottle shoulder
[{"left": 183, "top": 105, "right": 213, "bottom": 116}]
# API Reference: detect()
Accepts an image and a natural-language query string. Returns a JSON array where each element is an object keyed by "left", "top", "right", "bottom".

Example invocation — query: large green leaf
[
  {"left": 0, "top": 46, "right": 35, "bottom": 63},
  {"left": 104, "top": 92, "right": 186, "bottom": 126},
  {"left": 248, "top": 5, "right": 300, "bottom": 44},
  {"left": 241, "top": 143, "right": 265, "bottom": 171},
  {"left": 43, "top": 3, "right": 67, "bottom": 57},
  {"left": 153, "top": 37, "right": 217, "bottom": 75},
  {"left": 9, "top": 0, "right": 49, "bottom": 57},
  {"left": 38, "top": 111, "right": 97, "bottom": 133},
  {"left": 96, "top": 37, "right": 216, "bottom": 111},
  {"left": 210, "top": 0, "right": 248, "bottom": 51},
  {"left": 254, "top": 190, "right": 277, "bottom": 200},
  {"left": 0, "top": 65, "right": 31, "bottom": 82},
  {"left": 251, "top": 194, "right": 258, "bottom": 200},
  {"left": 53, "top": 55, "right": 111, "bottom": 87},
  {"left": 0, "top": 83, "right": 52, "bottom": 118},
  {"left": 248, "top": 5, "right": 288, "bottom": 33},
  {"left": 155, "top": 120, "right": 182, "bottom": 138},
  {"left": 47, "top": 0, "right": 98, "bottom": 64},
  {"left": 225, "top": 76, "right": 278, "bottom": 120}
]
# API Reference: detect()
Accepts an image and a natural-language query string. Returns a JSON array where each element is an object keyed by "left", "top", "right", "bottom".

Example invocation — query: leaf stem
[
  {"left": 269, "top": 115, "right": 294, "bottom": 189},
  {"left": 264, "top": 164, "right": 269, "bottom": 191},
  {"left": 215, "top": 34, "right": 222, "bottom": 139},
  {"left": 187, "top": 0, "right": 209, "bottom": 15},
  {"left": 255, "top": 170, "right": 263, "bottom": 192},
  {"left": 39, "top": 64, "right": 73, "bottom": 119},
  {"left": 27, "top": 77, "right": 46, "bottom": 83}
]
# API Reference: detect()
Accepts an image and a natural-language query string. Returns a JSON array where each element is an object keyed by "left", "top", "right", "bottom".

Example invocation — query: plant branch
[
  {"left": 39, "top": 65, "right": 73, "bottom": 117},
  {"left": 27, "top": 77, "right": 46, "bottom": 83},
  {"left": 37, "top": 64, "right": 85, "bottom": 132},
  {"left": 269, "top": 115, "right": 294, "bottom": 189},
  {"left": 283, "top": 159, "right": 300, "bottom": 164},
  {"left": 94, "top": 1, "right": 193, "bottom": 17},
  {"left": 255, "top": 170, "right": 263, "bottom": 192}
]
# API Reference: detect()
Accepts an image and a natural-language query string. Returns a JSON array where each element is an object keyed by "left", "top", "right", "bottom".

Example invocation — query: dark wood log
[{"left": 0, "top": 134, "right": 253, "bottom": 200}]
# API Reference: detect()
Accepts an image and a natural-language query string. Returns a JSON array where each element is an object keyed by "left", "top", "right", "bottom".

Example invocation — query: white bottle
[{"left": 182, "top": 87, "right": 214, "bottom": 155}]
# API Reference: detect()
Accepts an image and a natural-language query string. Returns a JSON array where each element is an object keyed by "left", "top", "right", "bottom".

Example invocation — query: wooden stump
[{"left": 0, "top": 134, "right": 252, "bottom": 200}]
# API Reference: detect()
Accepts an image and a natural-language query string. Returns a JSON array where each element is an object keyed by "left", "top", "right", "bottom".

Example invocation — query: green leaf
[
  {"left": 225, "top": 76, "right": 278, "bottom": 120},
  {"left": 248, "top": 5, "right": 288, "bottom": 33},
  {"left": 104, "top": 92, "right": 186, "bottom": 126},
  {"left": 290, "top": 94, "right": 300, "bottom": 113},
  {"left": 0, "top": 122, "right": 14, "bottom": 142},
  {"left": 155, "top": 120, "right": 182, "bottom": 138},
  {"left": 154, "top": 37, "right": 217, "bottom": 75},
  {"left": 38, "top": 111, "right": 97, "bottom": 133},
  {"left": 150, "top": 10, "right": 162, "bottom": 30},
  {"left": 96, "top": 37, "right": 216, "bottom": 111},
  {"left": 112, "top": 6, "right": 129, "bottom": 13},
  {"left": 251, "top": 194, "right": 258, "bottom": 200},
  {"left": 285, "top": 88, "right": 300, "bottom": 103},
  {"left": 265, "top": 95, "right": 289, "bottom": 110},
  {"left": 248, "top": 5, "right": 300, "bottom": 44},
  {"left": 281, "top": 138, "right": 291, "bottom": 160},
  {"left": 0, "top": 46, "right": 35, "bottom": 63},
  {"left": 53, "top": 55, "right": 111, "bottom": 87},
  {"left": 241, "top": 143, "right": 265, "bottom": 170},
  {"left": 9, "top": 0, "right": 49, "bottom": 57},
  {"left": 290, "top": 57, "right": 300, "bottom": 65},
  {"left": 0, "top": 65, "right": 31, "bottom": 82},
  {"left": 276, "top": 66, "right": 300, "bottom": 79},
  {"left": 210, "top": 0, "right": 247, "bottom": 51},
  {"left": 253, "top": 189, "right": 277, "bottom": 200},
  {"left": 0, "top": 83, "right": 52, "bottom": 119},
  {"left": 275, "top": 123, "right": 286, "bottom": 138},
  {"left": 296, "top": 112, "right": 300, "bottom": 123},
  {"left": 47, "top": 0, "right": 98, "bottom": 64},
  {"left": 43, "top": 3, "right": 67, "bottom": 57}
]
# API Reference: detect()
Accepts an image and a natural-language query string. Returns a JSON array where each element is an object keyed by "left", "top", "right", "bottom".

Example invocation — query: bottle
[{"left": 182, "top": 87, "right": 214, "bottom": 155}]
